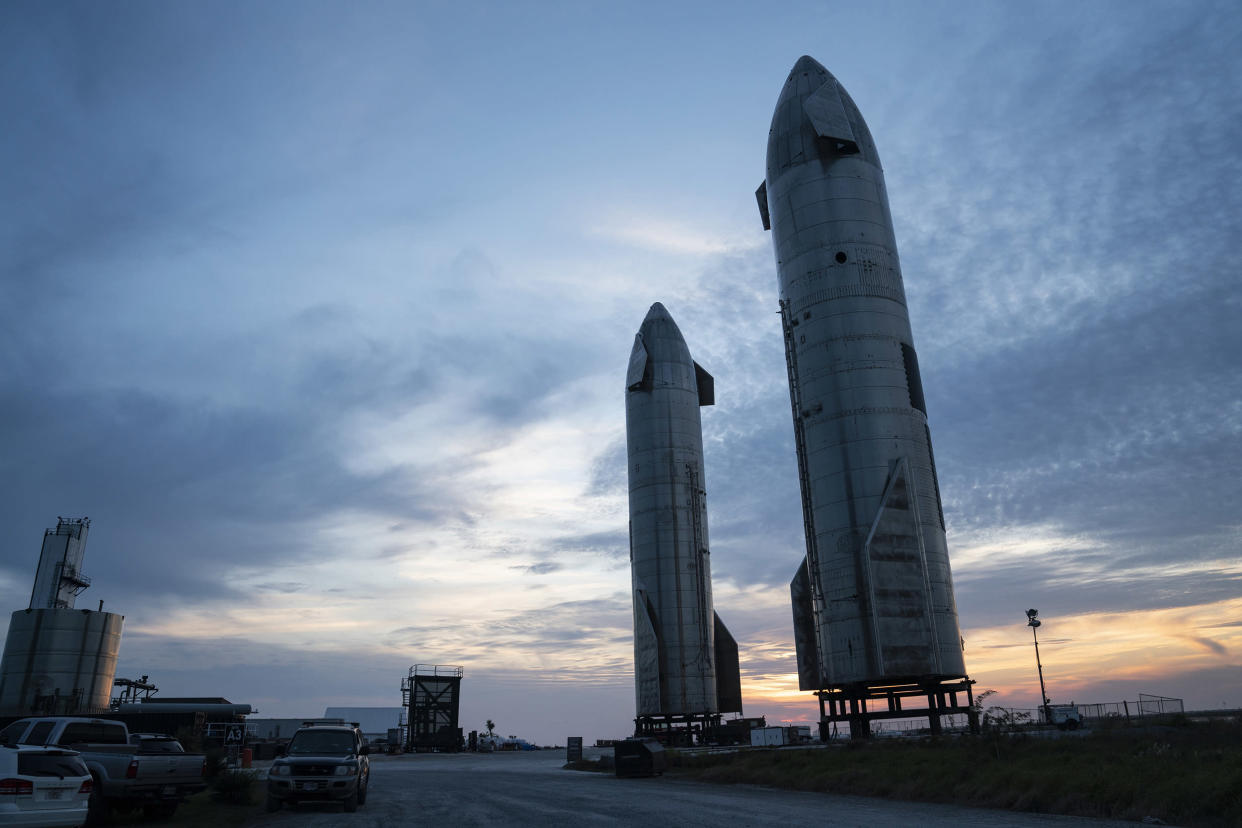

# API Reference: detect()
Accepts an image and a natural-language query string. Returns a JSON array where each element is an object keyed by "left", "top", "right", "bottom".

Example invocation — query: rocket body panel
[
  {"left": 626, "top": 303, "right": 719, "bottom": 716},
  {"left": 764, "top": 57, "right": 965, "bottom": 688}
]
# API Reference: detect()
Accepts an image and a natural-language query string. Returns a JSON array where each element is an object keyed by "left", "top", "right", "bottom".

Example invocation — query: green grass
[{"left": 667, "top": 721, "right": 1242, "bottom": 827}]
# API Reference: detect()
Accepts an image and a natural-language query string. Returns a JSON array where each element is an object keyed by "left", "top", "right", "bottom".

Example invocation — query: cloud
[
  {"left": 588, "top": 215, "right": 757, "bottom": 257},
  {"left": 381, "top": 597, "right": 634, "bottom": 682},
  {"left": 550, "top": 530, "right": 628, "bottom": 560},
  {"left": 1186, "top": 637, "right": 1228, "bottom": 657},
  {"left": 254, "top": 582, "right": 309, "bottom": 593},
  {"left": 511, "top": 562, "right": 562, "bottom": 576}
]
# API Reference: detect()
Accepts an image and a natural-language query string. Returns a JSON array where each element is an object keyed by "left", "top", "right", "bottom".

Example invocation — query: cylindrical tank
[{"left": 0, "top": 608, "right": 124, "bottom": 716}]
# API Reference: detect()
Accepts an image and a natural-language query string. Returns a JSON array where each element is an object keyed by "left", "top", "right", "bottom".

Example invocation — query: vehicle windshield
[{"left": 287, "top": 731, "right": 355, "bottom": 756}]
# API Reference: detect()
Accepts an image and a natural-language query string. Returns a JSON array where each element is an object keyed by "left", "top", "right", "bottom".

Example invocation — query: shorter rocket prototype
[{"left": 625, "top": 303, "right": 741, "bottom": 718}]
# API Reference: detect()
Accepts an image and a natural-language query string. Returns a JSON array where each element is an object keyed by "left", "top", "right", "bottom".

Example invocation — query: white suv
[{"left": 0, "top": 744, "right": 91, "bottom": 827}]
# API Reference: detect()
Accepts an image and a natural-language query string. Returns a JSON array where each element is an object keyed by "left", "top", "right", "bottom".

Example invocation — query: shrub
[{"left": 211, "top": 769, "right": 259, "bottom": 804}]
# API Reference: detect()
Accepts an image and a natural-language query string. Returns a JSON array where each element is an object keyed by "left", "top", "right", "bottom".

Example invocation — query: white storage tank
[{"left": 0, "top": 607, "right": 124, "bottom": 715}]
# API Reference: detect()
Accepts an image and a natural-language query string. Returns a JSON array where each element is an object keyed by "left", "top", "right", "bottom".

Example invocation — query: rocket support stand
[
  {"left": 634, "top": 712, "right": 723, "bottom": 747},
  {"left": 816, "top": 677, "right": 979, "bottom": 740}
]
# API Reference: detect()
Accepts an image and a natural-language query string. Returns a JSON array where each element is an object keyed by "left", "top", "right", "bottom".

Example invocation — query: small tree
[
  {"left": 972, "top": 689, "right": 997, "bottom": 721},
  {"left": 971, "top": 690, "right": 1032, "bottom": 733},
  {"left": 485, "top": 720, "right": 496, "bottom": 739}
]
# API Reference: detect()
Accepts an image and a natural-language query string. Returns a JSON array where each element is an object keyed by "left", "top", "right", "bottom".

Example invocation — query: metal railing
[{"left": 410, "top": 664, "right": 463, "bottom": 678}]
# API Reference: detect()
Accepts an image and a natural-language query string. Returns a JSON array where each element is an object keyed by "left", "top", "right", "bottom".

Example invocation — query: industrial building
[
  {"left": 758, "top": 57, "right": 975, "bottom": 737},
  {"left": 324, "top": 707, "right": 405, "bottom": 742},
  {"left": 246, "top": 707, "right": 403, "bottom": 744},
  {"left": 0, "top": 518, "right": 124, "bottom": 717}
]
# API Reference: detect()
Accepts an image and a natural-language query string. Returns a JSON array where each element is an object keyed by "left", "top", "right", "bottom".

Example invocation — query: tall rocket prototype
[
  {"left": 757, "top": 57, "right": 967, "bottom": 690},
  {"left": 626, "top": 303, "right": 742, "bottom": 719}
]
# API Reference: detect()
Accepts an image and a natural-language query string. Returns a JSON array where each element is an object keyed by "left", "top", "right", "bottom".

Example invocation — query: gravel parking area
[{"left": 244, "top": 750, "right": 1144, "bottom": 827}]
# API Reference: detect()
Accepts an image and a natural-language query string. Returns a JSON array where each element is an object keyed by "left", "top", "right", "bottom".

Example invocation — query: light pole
[{"left": 1026, "top": 608, "right": 1051, "bottom": 724}]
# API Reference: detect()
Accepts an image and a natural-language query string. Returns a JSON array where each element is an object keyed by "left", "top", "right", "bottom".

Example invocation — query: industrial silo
[
  {"left": 0, "top": 608, "right": 124, "bottom": 715},
  {"left": 0, "top": 517, "right": 125, "bottom": 716}
]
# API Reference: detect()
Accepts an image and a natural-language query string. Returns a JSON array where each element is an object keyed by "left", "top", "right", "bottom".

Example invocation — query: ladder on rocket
[{"left": 780, "top": 300, "right": 827, "bottom": 675}]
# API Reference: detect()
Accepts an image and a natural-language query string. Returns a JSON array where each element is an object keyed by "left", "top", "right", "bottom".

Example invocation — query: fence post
[{"left": 1122, "top": 700, "right": 1129, "bottom": 724}]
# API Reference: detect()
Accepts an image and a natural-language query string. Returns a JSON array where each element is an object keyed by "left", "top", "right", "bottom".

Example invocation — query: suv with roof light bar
[{"left": 266, "top": 722, "right": 369, "bottom": 813}]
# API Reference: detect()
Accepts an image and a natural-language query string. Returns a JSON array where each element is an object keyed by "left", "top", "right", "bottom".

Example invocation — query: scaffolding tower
[{"left": 400, "top": 664, "right": 463, "bottom": 752}]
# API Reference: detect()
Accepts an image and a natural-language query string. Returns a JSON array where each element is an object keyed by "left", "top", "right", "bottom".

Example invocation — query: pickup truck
[{"left": 0, "top": 717, "right": 206, "bottom": 822}]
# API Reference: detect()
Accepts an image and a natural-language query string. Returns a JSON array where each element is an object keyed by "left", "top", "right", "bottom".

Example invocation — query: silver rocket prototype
[
  {"left": 757, "top": 57, "right": 967, "bottom": 690},
  {"left": 626, "top": 303, "right": 741, "bottom": 718}
]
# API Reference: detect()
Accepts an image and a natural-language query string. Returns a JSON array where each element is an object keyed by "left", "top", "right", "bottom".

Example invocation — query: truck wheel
[
  {"left": 265, "top": 793, "right": 282, "bottom": 813},
  {"left": 85, "top": 784, "right": 110, "bottom": 827},
  {"left": 357, "top": 779, "right": 368, "bottom": 805},
  {"left": 343, "top": 792, "right": 358, "bottom": 813}
]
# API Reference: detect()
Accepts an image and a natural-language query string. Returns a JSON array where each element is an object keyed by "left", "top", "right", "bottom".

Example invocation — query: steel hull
[
  {"left": 762, "top": 57, "right": 966, "bottom": 689},
  {"left": 626, "top": 303, "right": 722, "bottom": 716}
]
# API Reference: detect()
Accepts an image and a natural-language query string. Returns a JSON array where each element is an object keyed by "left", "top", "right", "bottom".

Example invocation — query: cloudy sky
[{"left": 2, "top": 0, "right": 1240, "bottom": 743}]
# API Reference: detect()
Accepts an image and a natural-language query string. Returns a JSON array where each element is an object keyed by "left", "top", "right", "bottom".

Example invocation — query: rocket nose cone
[
  {"left": 781, "top": 55, "right": 833, "bottom": 98},
  {"left": 644, "top": 302, "right": 672, "bottom": 323},
  {"left": 768, "top": 54, "right": 877, "bottom": 175},
  {"left": 637, "top": 302, "right": 689, "bottom": 355},
  {"left": 791, "top": 54, "right": 829, "bottom": 76}
]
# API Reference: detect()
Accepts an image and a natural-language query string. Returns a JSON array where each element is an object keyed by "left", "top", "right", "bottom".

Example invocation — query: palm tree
[{"left": 485, "top": 720, "right": 495, "bottom": 739}]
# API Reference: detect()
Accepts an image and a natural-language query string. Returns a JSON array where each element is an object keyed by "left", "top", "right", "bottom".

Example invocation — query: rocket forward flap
[
  {"left": 756, "top": 181, "right": 771, "bottom": 231},
  {"left": 626, "top": 334, "right": 650, "bottom": 391},
  {"left": 803, "top": 79, "right": 859, "bottom": 153},
  {"left": 693, "top": 362, "right": 714, "bottom": 406},
  {"left": 790, "top": 558, "right": 825, "bottom": 691}
]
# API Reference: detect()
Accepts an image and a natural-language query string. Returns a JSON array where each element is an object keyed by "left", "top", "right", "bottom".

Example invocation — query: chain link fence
[{"left": 984, "top": 694, "right": 1184, "bottom": 728}]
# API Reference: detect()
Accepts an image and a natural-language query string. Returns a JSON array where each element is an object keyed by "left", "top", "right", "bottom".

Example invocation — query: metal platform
[
  {"left": 815, "top": 676, "right": 979, "bottom": 739},
  {"left": 635, "top": 711, "right": 736, "bottom": 747}
]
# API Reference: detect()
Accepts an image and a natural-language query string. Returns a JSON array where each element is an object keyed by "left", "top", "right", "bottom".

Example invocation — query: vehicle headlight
[
  {"left": 271, "top": 764, "right": 291, "bottom": 776},
  {"left": 334, "top": 764, "right": 357, "bottom": 776}
]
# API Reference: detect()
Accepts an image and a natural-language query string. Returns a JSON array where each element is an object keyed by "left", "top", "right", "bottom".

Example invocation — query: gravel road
[{"left": 246, "top": 750, "right": 1145, "bottom": 827}]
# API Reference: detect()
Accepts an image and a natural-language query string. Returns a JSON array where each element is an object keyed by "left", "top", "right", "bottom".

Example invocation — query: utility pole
[{"left": 1026, "top": 608, "right": 1051, "bottom": 724}]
